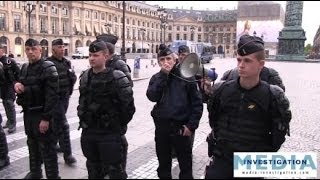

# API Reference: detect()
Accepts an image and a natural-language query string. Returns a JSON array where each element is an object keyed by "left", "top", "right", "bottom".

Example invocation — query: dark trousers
[
  {"left": 1, "top": 84, "right": 16, "bottom": 128},
  {"left": 53, "top": 94, "right": 73, "bottom": 157},
  {"left": 81, "top": 130, "right": 126, "bottom": 179},
  {"left": 0, "top": 115, "right": 8, "bottom": 160},
  {"left": 154, "top": 120, "right": 193, "bottom": 179},
  {"left": 24, "top": 112, "right": 60, "bottom": 179},
  {"left": 120, "top": 134, "right": 128, "bottom": 178},
  {"left": 205, "top": 155, "right": 234, "bottom": 179}
]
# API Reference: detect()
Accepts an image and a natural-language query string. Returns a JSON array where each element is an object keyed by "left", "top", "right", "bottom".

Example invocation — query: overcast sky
[{"left": 145, "top": 1, "right": 319, "bottom": 45}]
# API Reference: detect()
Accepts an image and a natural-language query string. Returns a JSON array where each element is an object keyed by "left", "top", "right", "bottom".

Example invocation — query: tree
[{"left": 304, "top": 44, "right": 312, "bottom": 55}]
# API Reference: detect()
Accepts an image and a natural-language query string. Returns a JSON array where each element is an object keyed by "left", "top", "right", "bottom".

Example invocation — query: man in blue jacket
[{"left": 146, "top": 45, "right": 203, "bottom": 179}]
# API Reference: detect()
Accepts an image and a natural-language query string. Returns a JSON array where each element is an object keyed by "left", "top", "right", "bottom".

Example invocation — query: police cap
[
  {"left": 237, "top": 35, "right": 264, "bottom": 56},
  {"left": 52, "top": 38, "right": 64, "bottom": 46},
  {"left": 157, "top": 44, "right": 173, "bottom": 58},
  {"left": 96, "top": 34, "right": 118, "bottom": 45},
  {"left": 89, "top": 40, "right": 107, "bottom": 53},
  {"left": 25, "top": 38, "right": 40, "bottom": 47},
  {"left": 178, "top": 45, "right": 190, "bottom": 54}
]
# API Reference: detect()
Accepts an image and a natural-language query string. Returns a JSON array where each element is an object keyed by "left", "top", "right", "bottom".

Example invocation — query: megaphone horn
[{"left": 179, "top": 53, "right": 218, "bottom": 81}]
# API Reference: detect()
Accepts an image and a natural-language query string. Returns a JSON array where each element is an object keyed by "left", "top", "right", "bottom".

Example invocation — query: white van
[{"left": 72, "top": 46, "right": 89, "bottom": 59}]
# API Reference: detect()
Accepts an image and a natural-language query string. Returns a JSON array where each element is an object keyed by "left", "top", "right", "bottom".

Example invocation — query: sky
[{"left": 145, "top": 1, "right": 319, "bottom": 45}]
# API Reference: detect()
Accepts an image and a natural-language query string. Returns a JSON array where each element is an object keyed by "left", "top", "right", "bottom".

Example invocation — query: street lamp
[
  {"left": 157, "top": 7, "right": 168, "bottom": 44},
  {"left": 140, "top": 28, "right": 146, "bottom": 53},
  {"left": 22, "top": 1, "right": 36, "bottom": 38},
  {"left": 121, "top": 1, "right": 126, "bottom": 62},
  {"left": 190, "top": 26, "right": 195, "bottom": 41}
]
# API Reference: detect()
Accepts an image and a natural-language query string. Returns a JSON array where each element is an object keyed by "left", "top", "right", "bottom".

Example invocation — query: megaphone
[{"left": 179, "top": 53, "right": 218, "bottom": 81}]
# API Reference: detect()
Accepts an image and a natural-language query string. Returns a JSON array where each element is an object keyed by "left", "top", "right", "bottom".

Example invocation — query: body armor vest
[
  {"left": 78, "top": 69, "right": 121, "bottom": 131},
  {"left": 48, "top": 57, "right": 72, "bottom": 94},
  {"left": 212, "top": 80, "right": 273, "bottom": 153}
]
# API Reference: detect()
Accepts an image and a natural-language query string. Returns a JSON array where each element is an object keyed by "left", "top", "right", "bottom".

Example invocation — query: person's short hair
[
  {"left": 104, "top": 42, "right": 115, "bottom": 55},
  {"left": 237, "top": 35, "right": 264, "bottom": 57},
  {"left": 178, "top": 45, "right": 190, "bottom": 54},
  {"left": 89, "top": 40, "right": 107, "bottom": 53},
  {"left": 25, "top": 38, "right": 40, "bottom": 47},
  {"left": 52, "top": 38, "right": 64, "bottom": 46},
  {"left": 96, "top": 34, "right": 118, "bottom": 45}
]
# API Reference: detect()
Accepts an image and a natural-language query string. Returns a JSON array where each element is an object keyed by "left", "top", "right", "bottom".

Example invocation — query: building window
[
  {"left": 219, "top": 26, "right": 223, "bottom": 31},
  {"left": 62, "top": 7, "right": 68, "bottom": 16},
  {"left": 168, "top": 25, "right": 172, "bottom": 31},
  {"left": 183, "top": 34, "right": 187, "bottom": 40},
  {"left": 14, "top": 15, "right": 21, "bottom": 32},
  {"left": 109, "top": 15, "right": 112, "bottom": 21},
  {"left": 198, "top": 27, "right": 201, "bottom": 32},
  {"left": 132, "top": 29, "right": 136, "bottom": 39},
  {"left": 40, "top": 3, "right": 47, "bottom": 12},
  {"left": 14, "top": 1, "right": 20, "bottom": 9},
  {"left": 101, "top": 13, "right": 105, "bottom": 20},
  {"left": 85, "top": 10, "right": 90, "bottom": 18},
  {"left": 198, "top": 34, "right": 201, "bottom": 42},
  {"left": 176, "top": 34, "right": 180, "bottom": 40},
  {"left": 0, "top": 2, "right": 4, "bottom": 7},
  {"left": 75, "top": 9, "right": 80, "bottom": 17},
  {"left": 206, "top": 26, "right": 209, "bottom": 32},
  {"left": 177, "top": 26, "right": 180, "bottom": 31},
  {"left": 51, "top": 6, "right": 58, "bottom": 15},
  {"left": 126, "top": 18, "right": 129, "bottom": 24},
  {"left": 52, "top": 18, "right": 59, "bottom": 34},
  {"left": 40, "top": 17, "right": 47, "bottom": 33},
  {"left": 93, "top": 12, "right": 98, "bottom": 19},
  {"left": 138, "top": 21, "right": 140, "bottom": 26},
  {"left": 142, "top": 22, "right": 145, "bottom": 27},
  {"left": 132, "top": 19, "right": 135, "bottom": 25},
  {"left": 62, "top": 20, "right": 68, "bottom": 34},
  {"left": 127, "top": 28, "right": 130, "bottom": 39},
  {"left": 114, "top": 16, "right": 118, "bottom": 23},
  {"left": 0, "top": 13, "right": 6, "bottom": 30},
  {"left": 168, "top": 33, "right": 172, "bottom": 41},
  {"left": 184, "top": 26, "right": 187, "bottom": 31},
  {"left": 151, "top": 31, "right": 154, "bottom": 41}
]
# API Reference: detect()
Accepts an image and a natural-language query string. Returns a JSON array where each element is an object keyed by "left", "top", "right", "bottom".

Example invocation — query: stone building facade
[{"left": 0, "top": 1, "right": 280, "bottom": 58}]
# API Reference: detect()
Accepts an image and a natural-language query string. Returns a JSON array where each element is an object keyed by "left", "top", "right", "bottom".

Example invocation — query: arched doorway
[
  {"left": 75, "top": 40, "right": 82, "bottom": 48},
  {"left": 218, "top": 45, "right": 223, "bottom": 54},
  {"left": 40, "top": 39, "right": 49, "bottom": 58},
  {"left": 0, "top": 36, "right": 8, "bottom": 54},
  {"left": 14, "top": 37, "right": 23, "bottom": 57},
  {"left": 86, "top": 40, "right": 91, "bottom": 47}
]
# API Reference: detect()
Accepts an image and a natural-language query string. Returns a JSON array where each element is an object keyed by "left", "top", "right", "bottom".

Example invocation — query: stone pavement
[{"left": 0, "top": 58, "right": 319, "bottom": 179}]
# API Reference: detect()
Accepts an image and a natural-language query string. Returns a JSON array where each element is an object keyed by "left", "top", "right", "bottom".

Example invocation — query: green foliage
[{"left": 304, "top": 44, "right": 312, "bottom": 55}]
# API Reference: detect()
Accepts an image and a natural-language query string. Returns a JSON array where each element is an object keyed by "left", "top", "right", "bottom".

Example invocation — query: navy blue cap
[
  {"left": 237, "top": 35, "right": 264, "bottom": 56},
  {"left": 89, "top": 40, "right": 107, "bottom": 53},
  {"left": 157, "top": 44, "right": 173, "bottom": 58},
  {"left": 25, "top": 38, "right": 40, "bottom": 47},
  {"left": 96, "top": 34, "right": 118, "bottom": 45},
  {"left": 52, "top": 39, "right": 64, "bottom": 46},
  {"left": 178, "top": 45, "right": 190, "bottom": 54}
]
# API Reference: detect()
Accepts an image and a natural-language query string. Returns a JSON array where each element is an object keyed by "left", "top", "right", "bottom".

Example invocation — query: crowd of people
[{"left": 0, "top": 34, "right": 292, "bottom": 179}]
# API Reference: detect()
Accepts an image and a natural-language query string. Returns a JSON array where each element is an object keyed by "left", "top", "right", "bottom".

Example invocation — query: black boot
[
  {"left": 64, "top": 154, "right": 77, "bottom": 165},
  {"left": 24, "top": 171, "right": 43, "bottom": 179},
  {"left": 0, "top": 156, "right": 10, "bottom": 170}
]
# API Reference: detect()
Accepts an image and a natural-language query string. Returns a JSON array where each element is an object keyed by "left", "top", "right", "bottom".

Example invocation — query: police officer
[
  {"left": 146, "top": 45, "right": 203, "bottom": 179},
  {"left": 96, "top": 34, "right": 132, "bottom": 174},
  {"left": 0, "top": 45, "right": 20, "bottom": 134},
  {"left": 15, "top": 39, "right": 60, "bottom": 179},
  {"left": 78, "top": 40, "right": 135, "bottom": 179},
  {"left": 0, "top": 61, "right": 10, "bottom": 170},
  {"left": 221, "top": 66, "right": 286, "bottom": 91},
  {"left": 202, "top": 35, "right": 292, "bottom": 179},
  {"left": 46, "top": 39, "right": 77, "bottom": 165}
]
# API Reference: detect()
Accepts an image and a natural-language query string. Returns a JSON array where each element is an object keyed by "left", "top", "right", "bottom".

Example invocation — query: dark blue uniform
[{"left": 146, "top": 65, "right": 203, "bottom": 179}]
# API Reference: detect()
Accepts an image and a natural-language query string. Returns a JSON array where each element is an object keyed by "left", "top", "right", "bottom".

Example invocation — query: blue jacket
[{"left": 146, "top": 66, "right": 203, "bottom": 131}]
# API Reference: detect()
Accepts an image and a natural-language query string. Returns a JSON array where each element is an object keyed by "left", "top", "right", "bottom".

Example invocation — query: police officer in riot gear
[
  {"left": 0, "top": 61, "right": 10, "bottom": 170},
  {"left": 202, "top": 35, "right": 292, "bottom": 179},
  {"left": 0, "top": 45, "right": 20, "bottom": 134},
  {"left": 147, "top": 45, "right": 203, "bottom": 179},
  {"left": 47, "top": 39, "right": 77, "bottom": 165},
  {"left": 78, "top": 40, "right": 135, "bottom": 179},
  {"left": 96, "top": 34, "right": 132, "bottom": 173},
  {"left": 15, "top": 39, "right": 60, "bottom": 179}
]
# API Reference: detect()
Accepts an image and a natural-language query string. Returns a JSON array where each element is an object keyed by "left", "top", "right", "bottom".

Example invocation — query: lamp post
[
  {"left": 223, "top": 34, "right": 227, "bottom": 58},
  {"left": 140, "top": 28, "right": 146, "bottom": 53},
  {"left": 157, "top": 7, "right": 168, "bottom": 44},
  {"left": 22, "top": 1, "right": 36, "bottom": 38},
  {"left": 121, "top": 1, "right": 126, "bottom": 62},
  {"left": 190, "top": 26, "right": 195, "bottom": 41}
]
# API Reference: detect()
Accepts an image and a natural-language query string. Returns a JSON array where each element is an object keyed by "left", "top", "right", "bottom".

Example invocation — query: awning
[
  {"left": 74, "top": 22, "right": 81, "bottom": 32},
  {"left": 94, "top": 24, "right": 100, "bottom": 34},
  {"left": 86, "top": 23, "right": 92, "bottom": 33}
]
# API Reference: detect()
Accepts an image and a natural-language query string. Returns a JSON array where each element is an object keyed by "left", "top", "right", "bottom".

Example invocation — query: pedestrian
[
  {"left": 202, "top": 35, "right": 292, "bottom": 179},
  {"left": 221, "top": 66, "right": 286, "bottom": 91},
  {"left": 0, "top": 61, "right": 10, "bottom": 170},
  {"left": 146, "top": 45, "right": 203, "bottom": 179},
  {"left": 15, "top": 38, "right": 60, "bottom": 179},
  {"left": 46, "top": 38, "right": 77, "bottom": 165},
  {"left": 77, "top": 40, "right": 135, "bottom": 179},
  {"left": 96, "top": 34, "right": 132, "bottom": 176},
  {"left": 0, "top": 45, "right": 20, "bottom": 134}
]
